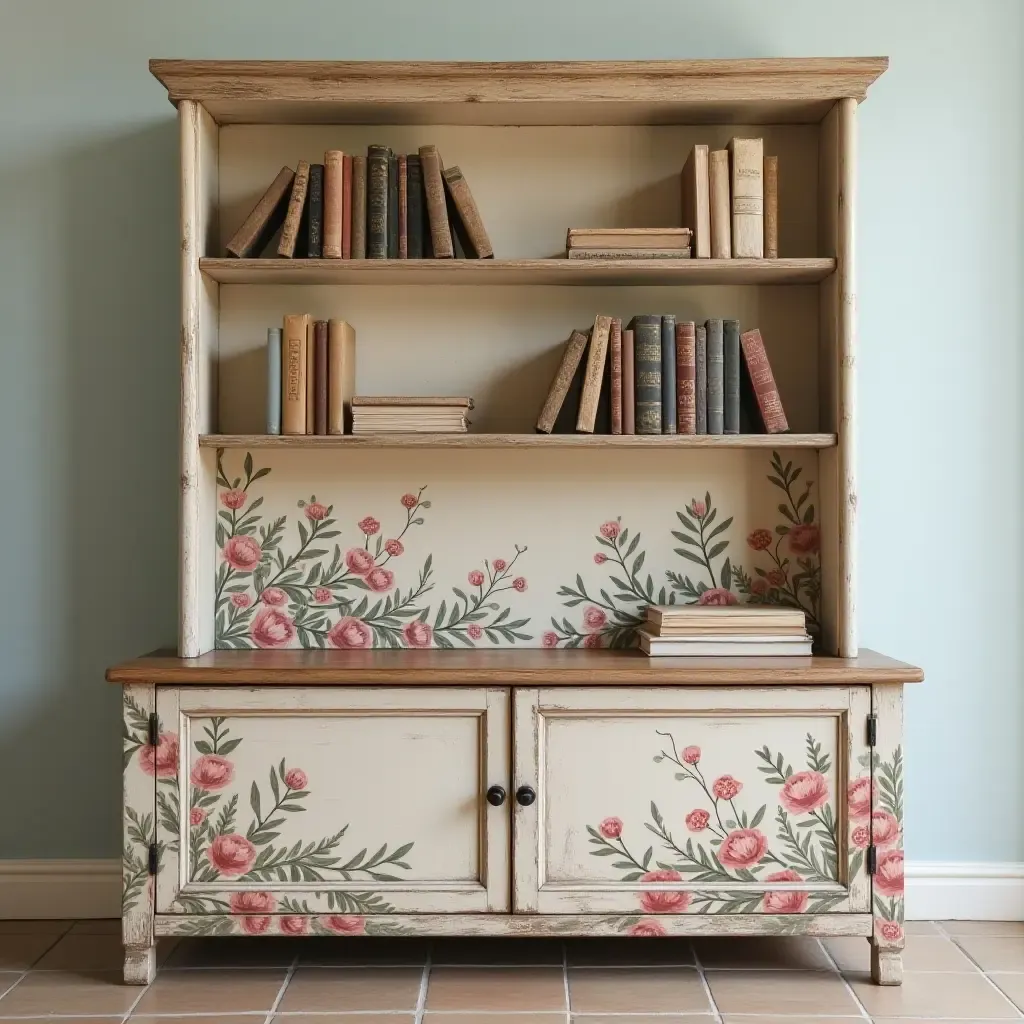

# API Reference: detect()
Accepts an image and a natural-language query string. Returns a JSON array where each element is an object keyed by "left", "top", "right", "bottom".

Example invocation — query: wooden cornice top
[
  {"left": 107, "top": 647, "right": 923, "bottom": 686},
  {"left": 149, "top": 58, "right": 889, "bottom": 126}
]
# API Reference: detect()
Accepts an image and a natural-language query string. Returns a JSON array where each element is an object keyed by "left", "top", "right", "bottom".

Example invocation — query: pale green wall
[{"left": 0, "top": 0, "right": 1020, "bottom": 862}]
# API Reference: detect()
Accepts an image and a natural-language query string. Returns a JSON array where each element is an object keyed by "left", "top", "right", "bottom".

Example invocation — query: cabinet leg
[
  {"left": 124, "top": 943, "right": 156, "bottom": 985},
  {"left": 870, "top": 945, "right": 903, "bottom": 986}
]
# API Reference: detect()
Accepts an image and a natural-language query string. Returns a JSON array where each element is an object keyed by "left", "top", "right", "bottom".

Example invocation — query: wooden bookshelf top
[
  {"left": 107, "top": 648, "right": 923, "bottom": 686},
  {"left": 150, "top": 58, "right": 888, "bottom": 126}
]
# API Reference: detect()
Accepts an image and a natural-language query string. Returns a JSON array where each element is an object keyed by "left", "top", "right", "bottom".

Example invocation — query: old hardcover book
[
  {"left": 536, "top": 330, "right": 589, "bottom": 433},
  {"left": 323, "top": 151, "right": 344, "bottom": 258},
  {"left": 305, "top": 164, "right": 324, "bottom": 258},
  {"left": 622, "top": 328, "right": 635, "bottom": 434},
  {"left": 567, "top": 247, "right": 691, "bottom": 260},
  {"left": 281, "top": 314, "right": 309, "bottom": 435},
  {"left": 387, "top": 154, "right": 398, "bottom": 259},
  {"left": 277, "top": 160, "right": 310, "bottom": 258},
  {"left": 681, "top": 145, "right": 711, "bottom": 258},
  {"left": 366, "top": 145, "right": 390, "bottom": 259},
  {"left": 398, "top": 155, "right": 408, "bottom": 259},
  {"left": 676, "top": 321, "right": 696, "bottom": 435},
  {"left": 351, "top": 155, "right": 367, "bottom": 259},
  {"left": 661, "top": 314, "right": 677, "bottom": 434},
  {"left": 341, "top": 155, "right": 353, "bottom": 259},
  {"left": 709, "top": 149, "right": 732, "bottom": 259},
  {"left": 328, "top": 319, "right": 357, "bottom": 434},
  {"left": 724, "top": 318, "right": 741, "bottom": 434},
  {"left": 629, "top": 315, "right": 662, "bottom": 434},
  {"left": 740, "top": 328, "right": 789, "bottom": 433},
  {"left": 728, "top": 137, "right": 764, "bottom": 258},
  {"left": 552, "top": 334, "right": 588, "bottom": 433},
  {"left": 577, "top": 315, "right": 612, "bottom": 433},
  {"left": 225, "top": 166, "right": 294, "bottom": 258},
  {"left": 314, "top": 320, "right": 328, "bottom": 435},
  {"left": 567, "top": 228, "right": 691, "bottom": 251},
  {"left": 407, "top": 155, "right": 424, "bottom": 258},
  {"left": 266, "top": 327, "right": 282, "bottom": 435},
  {"left": 419, "top": 146, "right": 453, "bottom": 258},
  {"left": 305, "top": 320, "right": 316, "bottom": 434},
  {"left": 443, "top": 165, "right": 494, "bottom": 258},
  {"left": 609, "top": 318, "right": 623, "bottom": 434},
  {"left": 764, "top": 155, "right": 779, "bottom": 259},
  {"left": 695, "top": 323, "right": 708, "bottom": 435},
  {"left": 705, "top": 319, "right": 724, "bottom": 434}
]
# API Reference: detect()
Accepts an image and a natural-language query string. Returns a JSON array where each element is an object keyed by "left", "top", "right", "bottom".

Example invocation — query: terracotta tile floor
[{"left": 0, "top": 919, "right": 1021, "bottom": 1021}]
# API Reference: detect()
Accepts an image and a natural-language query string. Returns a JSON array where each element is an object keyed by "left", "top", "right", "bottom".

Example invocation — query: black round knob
[
  {"left": 486, "top": 785, "right": 506, "bottom": 806},
  {"left": 515, "top": 785, "right": 537, "bottom": 807}
]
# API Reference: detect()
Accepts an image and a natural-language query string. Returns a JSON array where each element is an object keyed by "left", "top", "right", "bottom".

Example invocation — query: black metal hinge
[
  {"left": 866, "top": 844, "right": 877, "bottom": 875},
  {"left": 147, "top": 712, "right": 159, "bottom": 746},
  {"left": 866, "top": 714, "right": 878, "bottom": 747},
  {"left": 148, "top": 842, "right": 160, "bottom": 875}
]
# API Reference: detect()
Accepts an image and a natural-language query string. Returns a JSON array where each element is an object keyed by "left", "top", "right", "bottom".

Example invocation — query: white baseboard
[{"left": 1, "top": 858, "right": 1021, "bottom": 921}]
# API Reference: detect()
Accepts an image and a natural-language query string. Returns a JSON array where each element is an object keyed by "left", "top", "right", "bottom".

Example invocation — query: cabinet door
[
  {"left": 155, "top": 687, "right": 509, "bottom": 916},
  {"left": 513, "top": 687, "right": 870, "bottom": 919}
]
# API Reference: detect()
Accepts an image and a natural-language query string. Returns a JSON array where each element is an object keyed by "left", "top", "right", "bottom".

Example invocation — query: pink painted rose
[
  {"left": 385, "top": 538, "right": 404, "bottom": 556},
  {"left": 191, "top": 754, "right": 234, "bottom": 791},
  {"left": 313, "top": 587, "right": 333, "bottom": 603},
  {"left": 230, "top": 890, "right": 276, "bottom": 914},
  {"left": 240, "top": 915, "right": 271, "bottom": 935},
  {"left": 747, "top": 528, "right": 773, "bottom": 551},
  {"left": 401, "top": 493, "right": 419, "bottom": 509},
  {"left": 594, "top": 553, "right": 607, "bottom": 564},
  {"left": 279, "top": 915, "right": 309, "bottom": 936},
  {"left": 872, "top": 810, "right": 901, "bottom": 847},
  {"left": 358, "top": 516, "right": 380, "bottom": 536},
  {"left": 583, "top": 606, "right": 607, "bottom": 630},
  {"left": 513, "top": 577, "right": 527, "bottom": 592},
  {"left": 231, "top": 592, "right": 251, "bottom": 609},
  {"left": 851, "top": 824, "right": 871, "bottom": 848},
  {"left": 718, "top": 828, "right": 768, "bottom": 869},
  {"left": 583, "top": 633, "right": 603, "bottom": 649},
  {"left": 762, "top": 870, "right": 809, "bottom": 913},
  {"left": 686, "top": 809, "right": 710, "bottom": 832},
  {"left": 600, "top": 520, "right": 620, "bottom": 539},
  {"left": 712, "top": 775, "right": 743, "bottom": 801},
  {"left": 403, "top": 620, "right": 433, "bottom": 648},
  {"left": 304, "top": 501, "right": 328, "bottom": 522},
  {"left": 876, "top": 918, "right": 904, "bottom": 942},
  {"left": 848, "top": 777, "right": 874, "bottom": 820},
  {"left": 751, "top": 577, "right": 770, "bottom": 596},
  {"left": 542, "top": 631, "right": 559, "bottom": 648},
  {"left": 220, "top": 489, "right": 246, "bottom": 510},
  {"left": 190, "top": 807, "right": 206, "bottom": 827},
  {"left": 599, "top": 817, "right": 623, "bottom": 839},
  {"left": 468, "top": 570, "right": 486, "bottom": 586},
  {"left": 284, "top": 768, "right": 308, "bottom": 791},
  {"left": 139, "top": 732, "right": 179, "bottom": 779},
  {"left": 874, "top": 849, "right": 904, "bottom": 896},
  {"left": 788, "top": 523, "right": 820, "bottom": 554},
  {"left": 321, "top": 914, "right": 365, "bottom": 935},
  {"left": 629, "top": 919, "right": 667, "bottom": 936},
  {"left": 493, "top": 558, "right": 507, "bottom": 572},
  {"left": 767, "top": 568, "right": 788, "bottom": 588},
  {"left": 208, "top": 834, "right": 256, "bottom": 876},
  {"left": 682, "top": 745, "right": 701, "bottom": 764},
  {"left": 698, "top": 587, "right": 738, "bottom": 606},
  {"left": 260, "top": 587, "right": 287, "bottom": 606},
  {"left": 223, "top": 534, "right": 262, "bottom": 571},
  {"left": 691, "top": 499, "right": 706, "bottom": 518},
  {"left": 638, "top": 870, "right": 690, "bottom": 914},
  {"left": 780, "top": 771, "right": 830, "bottom": 814},
  {"left": 345, "top": 547, "right": 376, "bottom": 576},
  {"left": 467, "top": 624, "right": 483, "bottom": 640},
  {"left": 250, "top": 607, "right": 296, "bottom": 649},
  {"left": 327, "top": 617, "right": 373, "bottom": 650},
  {"left": 366, "top": 567, "right": 395, "bottom": 592}
]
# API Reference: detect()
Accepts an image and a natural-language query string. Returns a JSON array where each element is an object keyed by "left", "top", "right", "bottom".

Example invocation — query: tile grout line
[
  {"left": 0, "top": 923, "right": 73, "bottom": 1007},
  {"left": 690, "top": 938, "right": 723, "bottom": 1023},
  {"left": 814, "top": 937, "right": 872, "bottom": 1021},
  {"left": 412, "top": 939, "right": 432, "bottom": 1024},
  {"left": 934, "top": 920, "right": 1024, "bottom": 1017},
  {"left": 262, "top": 947, "right": 301, "bottom": 1024}
]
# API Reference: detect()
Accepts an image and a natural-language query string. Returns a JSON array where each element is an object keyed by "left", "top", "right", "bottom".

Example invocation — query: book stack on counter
[
  {"left": 225, "top": 146, "right": 493, "bottom": 260},
  {"left": 351, "top": 397, "right": 474, "bottom": 435},
  {"left": 565, "top": 228, "right": 691, "bottom": 260},
  {"left": 536, "top": 315, "right": 788, "bottom": 435},
  {"left": 639, "top": 606, "right": 812, "bottom": 657}
]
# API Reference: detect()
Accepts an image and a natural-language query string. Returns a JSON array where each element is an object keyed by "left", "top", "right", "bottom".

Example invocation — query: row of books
[
  {"left": 536, "top": 315, "right": 788, "bottom": 436},
  {"left": 352, "top": 398, "right": 474, "bottom": 435},
  {"left": 228, "top": 146, "right": 494, "bottom": 261},
  {"left": 682, "top": 138, "right": 778, "bottom": 259},
  {"left": 639, "top": 605, "right": 811, "bottom": 657}
]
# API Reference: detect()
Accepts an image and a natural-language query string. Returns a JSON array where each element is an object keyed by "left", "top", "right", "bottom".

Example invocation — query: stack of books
[
  {"left": 565, "top": 228, "right": 692, "bottom": 260},
  {"left": 351, "top": 397, "right": 474, "bottom": 434},
  {"left": 638, "top": 606, "right": 812, "bottom": 657},
  {"left": 226, "top": 145, "right": 493, "bottom": 261}
]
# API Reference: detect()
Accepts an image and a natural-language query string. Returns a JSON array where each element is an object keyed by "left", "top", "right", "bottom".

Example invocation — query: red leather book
[
  {"left": 740, "top": 328, "right": 789, "bottom": 433},
  {"left": 341, "top": 155, "right": 353, "bottom": 259},
  {"left": 676, "top": 321, "right": 696, "bottom": 434},
  {"left": 609, "top": 318, "right": 623, "bottom": 434}
]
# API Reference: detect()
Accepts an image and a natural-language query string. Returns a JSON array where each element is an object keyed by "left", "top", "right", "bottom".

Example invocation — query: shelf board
[
  {"left": 200, "top": 257, "right": 835, "bottom": 287},
  {"left": 200, "top": 433, "right": 837, "bottom": 450}
]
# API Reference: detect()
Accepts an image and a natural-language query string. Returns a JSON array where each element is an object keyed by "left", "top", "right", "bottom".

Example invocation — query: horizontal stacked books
[
  {"left": 639, "top": 605, "right": 812, "bottom": 657},
  {"left": 226, "top": 146, "right": 493, "bottom": 260},
  {"left": 267, "top": 316, "right": 356, "bottom": 436},
  {"left": 351, "top": 397, "right": 474, "bottom": 434},
  {"left": 565, "top": 228, "right": 692, "bottom": 260},
  {"left": 536, "top": 315, "right": 788, "bottom": 435}
]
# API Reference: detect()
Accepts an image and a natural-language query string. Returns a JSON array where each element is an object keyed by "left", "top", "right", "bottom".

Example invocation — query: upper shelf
[
  {"left": 150, "top": 58, "right": 889, "bottom": 126},
  {"left": 200, "top": 257, "right": 835, "bottom": 287}
]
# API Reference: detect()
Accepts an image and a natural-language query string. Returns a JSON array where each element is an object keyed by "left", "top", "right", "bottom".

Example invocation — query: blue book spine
[
  {"left": 266, "top": 328, "right": 282, "bottom": 435},
  {"left": 661, "top": 315, "right": 677, "bottom": 434}
]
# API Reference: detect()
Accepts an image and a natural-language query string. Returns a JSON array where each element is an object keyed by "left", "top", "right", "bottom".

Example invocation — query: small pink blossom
[
  {"left": 404, "top": 620, "right": 433, "bottom": 648},
  {"left": 493, "top": 558, "right": 507, "bottom": 572},
  {"left": 322, "top": 914, "right": 365, "bottom": 935},
  {"left": 767, "top": 569, "right": 788, "bottom": 588},
  {"left": 698, "top": 587, "right": 738, "bottom": 606},
  {"left": 875, "top": 849, "right": 904, "bottom": 896},
  {"left": 284, "top": 768, "right": 308, "bottom": 791},
  {"left": 468, "top": 570, "right": 486, "bottom": 586},
  {"left": 872, "top": 810, "right": 901, "bottom": 847},
  {"left": 682, "top": 745, "right": 701, "bottom": 764},
  {"left": 327, "top": 617, "right": 373, "bottom": 649},
  {"left": 208, "top": 834, "right": 255, "bottom": 876},
  {"left": 220, "top": 489, "right": 247, "bottom": 510},
  {"left": 513, "top": 577, "right": 527, "bottom": 592},
  {"left": 851, "top": 824, "right": 871, "bottom": 848},
  {"left": 788, "top": 523, "right": 820, "bottom": 554},
  {"left": 599, "top": 817, "right": 623, "bottom": 839},
  {"left": 260, "top": 587, "right": 287, "bottom": 606},
  {"left": 313, "top": 587, "right": 333, "bottom": 603},
  {"left": 467, "top": 624, "right": 482, "bottom": 640},
  {"left": 600, "top": 521, "right": 621, "bottom": 539},
  {"left": 718, "top": 828, "right": 768, "bottom": 869},
  {"left": 304, "top": 501, "right": 328, "bottom": 522},
  {"left": 358, "top": 516, "right": 380, "bottom": 535},
  {"left": 848, "top": 777, "right": 874, "bottom": 820},
  {"left": 712, "top": 775, "right": 743, "bottom": 801},
  {"left": 366, "top": 567, "right": 395, "bottom": 592},
  {"left": 638, "top": 870, "right": 690, "bottom": 914},
  {"left": 583, "top": 606, "right": 607, "bottom": 630},
  {"left": 751, "top": 577, "right": 770, "bottom": 596},
  {"left": 230, "top": 592, "right": 251, "bottom": 609},
  {"left": 240, "top": 915, "right": 271, "bottom": 935},
  {"left": 401, "top": 493, "right": 419, "bottom": 509},
  {"left": 593, "top": 553, "right": 607, "bottom": 564},
  {"left": 583, "top": 633, "right": 603, "bottom": 649},
  {"left": 222, "top": 535, "right": 262, "bottom": 571},
  {"left": 345, "top": 547, "right": 376, "bottom": 575},
  {"left": 191, "top": 755, "right": 234, "bottom": 791},
  {"left": 542, "top": 632, "right": 559, "bottom": 648},
  {"left": 762, "top": 870, "right": 809, "bottom": 913},
  {"left": 686, "top": 809, "right": 710, "bottom": 832},
  {"left": 190, "top": 807, "right": 206, "bottom": 827},
  {"left": 279, "top": 915, "right": 309, "bottom": 936},
  {"left": 691, "top": 499, "right": 706, "bottom": 518},
  {"left": 139, "top": 732, "right": 179, "bottom": 779},
  {"left": 250, "top": 608, "right": 296, "bottom": 649},
  {"left": 780, "top": 771, "right": 830, "bottom": 814},
  {"left": 230, "top": 890, "right": 275, "bottom": 914},
  {"left": 747, "top": 528, "right": 773, "bottom": 551},
  {"left": 629, "top": 919, "right": 667, "bottom": 936},
  {"left": 385, "top": 538, "right": 404, "bottom": 556},
  {"left": 876, "top": 918, "right": 904, "bottom": 942}
]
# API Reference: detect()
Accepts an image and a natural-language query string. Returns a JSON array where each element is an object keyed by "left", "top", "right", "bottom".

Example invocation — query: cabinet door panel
[
  {"left": 155, "top": 687, "right": 509, "bottom": 918},
  {"left": 514, "top": 687, "right": 870, "bottom": 918}
]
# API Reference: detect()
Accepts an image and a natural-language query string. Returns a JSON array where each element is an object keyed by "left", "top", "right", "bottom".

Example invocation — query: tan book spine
[
  {"left": 536, "top": 330, "right": 588, "bottom": 433},
  {"left": 351, "top": 156, "right": 367, "bottom": 259},
  {"left": 398, "top": 155, "right": 408, "bottom": 259},
  {"left": 576, "top": 315, "right": 613, "bottom": 433},
  {"left": 314, "top": 321, "right": 328, "bottom": 435},
  {"left": 709, "top": 149, "right": 732, "bottom": 259},
  {"left": 764, "top": 155, "right": 779, "bottom": 259},
  {"left": 442, "top": 165, "right": 494, "bottom": 258},
  {"left": 681, "top": 145, "right": 710, "bottom": 258},
  {"left": 609, "top": 318, "right": 623, "bottom": 435},
  {"left": 323, "top": 150, "right": 344, "bottom": 258},
  {"left": 341, "top": 155, "right": 353, "bottom": 259},
  {"left": 281, "top": 314, "right": 309, "bottom": 435},
  {"left": 567, "top": 248, "right": 691, "bottom": 260},
  {"left": 728, "top": 137, "right": 764, "bottom": 258},
  {"left": 305, "top": 319, "right": 316, "bottom": 434},
  {"left": 622, "top": 328, "right": 635, "bottom": 434},
  {"left": 328, "top": 320, "right": 357, "bottom": 434},
  {"left": 418, "top": 145, "right": 454, "bottom": 258},
  {"left": 225, "top": 166, "right": 294, "bottom": 258},
  {"left": 277, "top": 160, "right": 310, "bottom": 258}
]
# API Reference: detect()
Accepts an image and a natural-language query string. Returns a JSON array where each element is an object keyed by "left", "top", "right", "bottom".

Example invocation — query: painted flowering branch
[{"left": 667, "top": 493, "right": 738, "bottom": 604}]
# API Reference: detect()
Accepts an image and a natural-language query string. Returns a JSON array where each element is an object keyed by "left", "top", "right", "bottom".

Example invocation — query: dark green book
[
  {"left": 366, "top": 145, "right": 390, "bottom": 259},
  {"left": 305, "top": 163, "right": 324, "bottom": 258},
  {"left": 724, "top": 318, "right": 741, "bottom": 434},
  {"left": 695, "top": 323, "right": 708, "bottom": 434},
  {"left": 661, "top": 314, "right": 677, "bottom": 434},
  {"left": 407, "top": 155, "right": 424, "bottom": 258},
  {"left": 629, "top": 315, "right": 662, "bottom": 435},
  {"left": 387, "top": 154, "right": 399, "bottom": 259},
  {"left": 705, "top": 319, "right": 724, "bottom": 434}
]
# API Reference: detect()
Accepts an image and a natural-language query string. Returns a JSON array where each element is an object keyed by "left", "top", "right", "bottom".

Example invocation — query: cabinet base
[
  {"left": 124, "top": 943, "right": 156, "bottom": 985},
  {"left": 871, "top": 946, "right": 903, "bottom": 985}
]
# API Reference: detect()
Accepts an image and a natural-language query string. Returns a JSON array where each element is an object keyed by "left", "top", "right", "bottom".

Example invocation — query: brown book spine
[
  {"left": 351, "top": 156, "right": 367, "bottom": 259},
  {"left": 418, "top": 145, "right": 454, "bottom": 258},
  {"left": 225, "top": 166, "right": 295, "bottom": 258},
  {"left": 577, "top": 315, "right": 612, "bottom": 433},
  {"left": 281, "top": 314, "right": 309, "bottom": 434},
  {"left": 305, "top": 320, "right": 316, "bottom": 434},
  {"left": 764, "top": 155, "right": 779, "bottom": 259},
  {"left": 740, "top": 328, "right": 789, "bottom": 433},
  {"left": 277, "top": 160, "right": 310, "bottom": 258},
  {"left": 709, "top": 149, "right": 732, "bottom": 259},
  {"left": 341, "top": 155, "right": 353, "bottom": 259},
  {"left": 442, "top": 165, "right": 494, "bottom": 258},
  {"left": 323, "top": 151, "right": 344, "bottom": 258},
  {"left": 676, "top": 321, "right": 697, "bottom": 434},
  {"left": 398, "top": 155, "right": 408, "bottom": 259},
  {"left": 536, "top": 330, "right": 589, "bottom": 433},
  {"left": 314, "top": 321, "right": 328, "bottom": 434},
  {"left": 609, "top": 318, "right": 623, "bottom": 435},
  {"left": 681, "top": 145, "right": 710, "bottom": 258},
  {"left": 622, "top": 328, "right": 635, "bottom": 434},
  {"left": 328, "top": 320, "right": 356, "bottom": 434}
]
